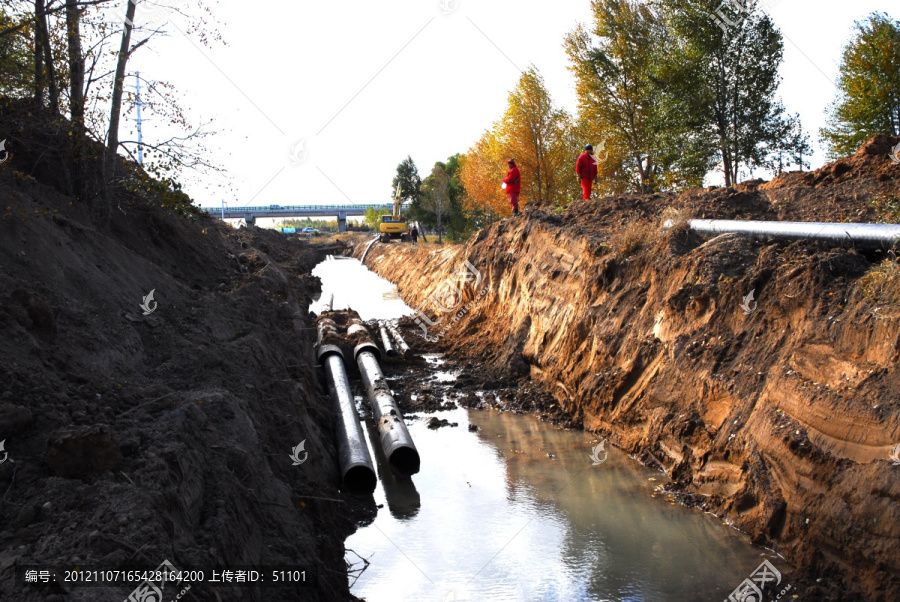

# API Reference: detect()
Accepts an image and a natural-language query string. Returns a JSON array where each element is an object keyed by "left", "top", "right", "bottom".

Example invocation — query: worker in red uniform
[
  {"left": 575, "top": 144, "right": 598, "bottom": 201},
  {"left": 502, "top": 158, "right": 521, "bottom": 215}
]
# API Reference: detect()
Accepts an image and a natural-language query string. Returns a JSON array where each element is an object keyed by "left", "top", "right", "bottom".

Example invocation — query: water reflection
[
  {"left": 347, "top": 407, "right": 777, "bottom": 602},
  {"left": 366, "top": 420, "right": 421, "bottom": 520},
  {"left": 310, "top": 256, "right": 412, "bottom": 321}
]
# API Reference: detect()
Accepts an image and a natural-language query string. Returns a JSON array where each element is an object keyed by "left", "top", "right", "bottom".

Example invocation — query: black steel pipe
[
  {"left": 318, "top": 346, "right": 377, "bottom": 494},
  {"left": 355, "top": 348, "right": 420, "bottom": 475}
]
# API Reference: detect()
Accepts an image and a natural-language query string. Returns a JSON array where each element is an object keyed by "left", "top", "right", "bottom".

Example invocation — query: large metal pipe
[
  {"left": 360, "top": 234, "right": 380, "bottom": 265},
  {"left": 355, "top": 344, "right": 420, "bottom": 476},
  {"left": 679, "top": 219, "right": 900, "bottom": 249},
  {"left": 378, "top": 322, "right": 397, "bottom": 357},
  {"left": 318, "top": 345, "right": 377, "bottom": 494},
  {"left": 384, "top": 320, "right": 411, "bottom": 356}
]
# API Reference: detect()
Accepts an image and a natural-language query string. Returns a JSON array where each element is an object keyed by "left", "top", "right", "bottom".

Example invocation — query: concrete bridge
[{"left": 202, "top": 204, "right": 393, "bottom": 231}]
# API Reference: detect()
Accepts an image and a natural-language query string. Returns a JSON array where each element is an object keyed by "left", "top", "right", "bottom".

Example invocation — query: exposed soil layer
[
  {"left": 0, "top": 112, "right": 375, "bottom": 600},
  {"left": 356, "top": 136, "right": 900, "bottom": 601}
]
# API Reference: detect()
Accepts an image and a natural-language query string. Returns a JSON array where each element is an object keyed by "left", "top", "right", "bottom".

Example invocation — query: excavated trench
[
  {"left": 353, "top": 177, "right": 900, "bottom": 601},
  {"left": 310, "top": 257, "right": 776, "bottom": 601}
]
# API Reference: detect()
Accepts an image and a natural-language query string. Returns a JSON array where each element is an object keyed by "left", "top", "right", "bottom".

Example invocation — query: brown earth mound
[
  {"left": 358, "top": 138, "right": 900, "bottom": 601},
  {"left": 0, "top": 107, "right": 371, "bottom": 601}
]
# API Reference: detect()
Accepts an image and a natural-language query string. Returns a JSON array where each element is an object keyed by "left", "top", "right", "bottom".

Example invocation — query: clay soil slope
[{"left": 358, "top": 136, "right": 900, "bottom": 601}]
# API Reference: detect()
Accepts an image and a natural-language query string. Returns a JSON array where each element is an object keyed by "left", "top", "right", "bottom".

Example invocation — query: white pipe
[{"left": 674, "top": 219, "right": 900, "bottom": 249}]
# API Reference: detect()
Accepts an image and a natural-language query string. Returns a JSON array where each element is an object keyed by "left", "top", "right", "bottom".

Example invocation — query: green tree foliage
[
  {"left": 421, "top": 154, "right": 470, "bottom": 242},
  {"left": 0, "top": 9, "right": 34, "bottom": 98},
  {"left": 391, "top": 155, "right": 424, "bottom": 223},
  {"left": 363, "top": 205, "right": 390, "bottom": 229},
  {"left": 658, "top": 0, "right": 806, "bottom": 186},
  {"left": 566, "top": 0, "right": 710, "bottom": 193},
  {"left": 821, "top": 12, "right": 900, "bottom": 158}
]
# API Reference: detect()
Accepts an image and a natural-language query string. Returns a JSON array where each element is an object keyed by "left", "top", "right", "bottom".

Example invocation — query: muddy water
[{"left": 312, "top": 258, "right": 777, "bottom": 601}]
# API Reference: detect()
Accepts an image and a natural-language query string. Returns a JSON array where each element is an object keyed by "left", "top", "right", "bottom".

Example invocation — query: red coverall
[
  {"left": 503, "top": 165, "right": 521, "bottom": 213},
  {"left": 575, "top": 152, "right": 598, "bottom": 200}
]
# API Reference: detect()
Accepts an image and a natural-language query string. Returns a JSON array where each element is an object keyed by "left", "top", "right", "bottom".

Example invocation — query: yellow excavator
[{"left": 379, "top": 185, "right": 411, "bottom": 243}]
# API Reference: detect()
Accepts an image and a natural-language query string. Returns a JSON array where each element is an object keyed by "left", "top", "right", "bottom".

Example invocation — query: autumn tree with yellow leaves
[{"left": 461, "top": 67, "right": 579, "bottom": 220}]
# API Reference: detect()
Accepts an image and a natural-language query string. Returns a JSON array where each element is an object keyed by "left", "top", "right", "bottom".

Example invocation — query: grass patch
[
  {"left": 869, "top": 193, "right": 900, "bottom": 224},
  {"left": 854, "top": 256, "right": 900, "bottom": 306},
  {"left": 609, "top": 219, "right": 653, "bottom": 257}
]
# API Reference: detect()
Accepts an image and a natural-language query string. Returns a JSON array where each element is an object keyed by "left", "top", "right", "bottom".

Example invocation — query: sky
[{"left": 122, "top": 0, "right": 895, "bottom": 210}]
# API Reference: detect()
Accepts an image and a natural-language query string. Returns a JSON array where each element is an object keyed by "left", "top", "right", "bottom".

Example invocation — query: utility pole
[{"left": 135, "top": 71, "right": 144, "bottom": 165}]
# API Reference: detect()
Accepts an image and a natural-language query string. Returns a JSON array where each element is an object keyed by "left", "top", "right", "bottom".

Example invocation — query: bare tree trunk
[
  {"left": 104, "top": 0, "right": 136, "bottom": 189},
  {"left": 33, "top": 0, "right": 44, "bottom": 106},
  {"left": 66, "top": 1, "right": 84, "bottom": 123},
  {"left": 66, "top": 0, "right": 85, "bottom": 198},
  {"left": 36, "top": 2, "right": 58, "bottom": 113},
  {"left": 722, "top": 148, "right": 733, "bottom": 187},
  {"left": 436, "top": 198, "right": 442, "bottom": 243}
]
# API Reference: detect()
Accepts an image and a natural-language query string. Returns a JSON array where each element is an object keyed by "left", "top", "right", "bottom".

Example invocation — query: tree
[
  {"left": 459, "top": 67, "right": 575, "bottom": 219},
  {"left": 441, "top": 154, "right": 472, "bottom": 241},
  {"left": 821, "top": 12, "right": 900, "bottom": 158},
  {"left": 391, "top": 155, "right": 424, "bottom": 223},
  {"left": 363, "top": 205, "right": 389, "bottom": 229},
  {"left": 0, "top": 8, "right": 34, "bottom": 97},
  {"left": 459, "top": 128, "right": 508, "bottom": 222},
  {"left": 659, "top": 0, "right": 807, "bottom": 186},
  {"left": 66, "top": 0, "right": 86, "bottom": 197},
  {"left": 422, "top": 163, "right": 451, "bottom": 243},
  {"left": 498, "top": 66, "right": 575, "bottom": 206},
  {"left": 565, "top": 0, "right": 710, "bottom": 193}
]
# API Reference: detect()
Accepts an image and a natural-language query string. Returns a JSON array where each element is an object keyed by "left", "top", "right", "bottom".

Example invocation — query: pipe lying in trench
[
  {"left": 360, "top": 234, "right": 380, "bottom": 265},
  {"left": 378, "top": 322, "right": 397, "bottom": 357},
  {"left": 673, "top": 219, "right": 900, "bottom": 249},
  {"left": 354, "top": 341, "right": 420, "bottom": 476},
  {"left": 317, "top": 343, "right": 377, "bottom": 494},
  {"left": 384, "top": 320, "right": 411, "bottom": 357}
]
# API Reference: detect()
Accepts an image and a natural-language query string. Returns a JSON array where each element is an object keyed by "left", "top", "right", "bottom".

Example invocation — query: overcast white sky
[{"left": 122, "top": 0, "right": 893, "bottom": 209}]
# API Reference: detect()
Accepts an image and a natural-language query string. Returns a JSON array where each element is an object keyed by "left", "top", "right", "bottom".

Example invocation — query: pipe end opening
[
  {"left": 342, "top": 466, "right": 377, "bottom": 495},
  {"left": 389, "top": 447, "right": 421, "bottom": 476}
]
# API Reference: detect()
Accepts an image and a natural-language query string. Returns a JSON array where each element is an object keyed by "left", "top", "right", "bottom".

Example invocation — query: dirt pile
[
  {"left": 357, "top": 141, "right": 900, "bottom": 601},
  {"left": 0, "top": 110, "right": 371, "bottom": 600}
]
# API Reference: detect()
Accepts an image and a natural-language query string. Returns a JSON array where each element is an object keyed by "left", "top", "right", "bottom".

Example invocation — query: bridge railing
[{"left": 203, "top": 204, "right": 393, "bottom": 214}]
